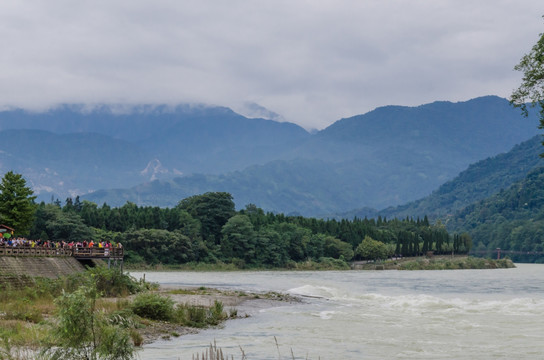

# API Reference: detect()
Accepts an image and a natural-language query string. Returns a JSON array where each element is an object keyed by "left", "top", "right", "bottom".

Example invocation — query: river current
[{"left": 132, "top": 264, "right": 544, "bottom": 359}]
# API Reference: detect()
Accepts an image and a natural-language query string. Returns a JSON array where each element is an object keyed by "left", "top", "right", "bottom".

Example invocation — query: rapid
[{"left": 133, "top": 264, "right": 544, "bottom": 359}]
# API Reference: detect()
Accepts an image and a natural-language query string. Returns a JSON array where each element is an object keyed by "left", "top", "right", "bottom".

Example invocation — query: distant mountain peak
[
  {"left": 140, "top": 159, "right": 169, "bottom": 181},
  {"left": 234, "top": 102, "right": 285, "bottom": 122}
]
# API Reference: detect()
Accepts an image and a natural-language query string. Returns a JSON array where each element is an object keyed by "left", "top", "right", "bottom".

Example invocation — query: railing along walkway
[{"left": 0, "top": 245, "right": 123, "bottom": 259}]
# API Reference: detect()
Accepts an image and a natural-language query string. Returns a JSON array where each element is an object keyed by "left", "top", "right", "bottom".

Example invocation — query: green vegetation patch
[
  {"left": 396, "top": 256, "right": 515, "bottom": 270},
  {"left": 0, "top": 268, "right": 236, "bottom": 359}
]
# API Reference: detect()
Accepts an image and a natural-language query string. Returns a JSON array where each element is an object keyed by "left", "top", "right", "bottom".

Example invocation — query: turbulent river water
[{"left": 132, "top": 264, "right": 544, "bottom": 359}]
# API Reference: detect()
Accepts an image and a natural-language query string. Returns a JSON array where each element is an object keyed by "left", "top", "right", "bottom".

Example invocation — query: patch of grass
[
  {"left": 2, "top": 301, "right": 44, "bottom": 323},
  {"left": 0, "top": 319, "right": 46, "bottom": 350},
  {"left": 129, "top": 329, "right": 143, "bottom": 347},
  {"left": 168, "top": 288, "right": 209, "bottom": 295}
]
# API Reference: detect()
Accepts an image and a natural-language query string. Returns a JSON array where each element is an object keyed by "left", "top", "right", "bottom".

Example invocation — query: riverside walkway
[{"left": 0, "top": 245, "right": 123, "bottom": 259}]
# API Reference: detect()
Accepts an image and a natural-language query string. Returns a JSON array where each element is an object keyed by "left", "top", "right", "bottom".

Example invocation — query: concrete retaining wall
[{"left": 0, "top": 257, "right": 87, "bottom": 286}]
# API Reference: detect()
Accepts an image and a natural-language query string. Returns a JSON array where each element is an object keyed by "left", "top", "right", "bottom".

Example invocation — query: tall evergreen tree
[{"left": 0, "top": 171, "right": 37, "bottom": 235}]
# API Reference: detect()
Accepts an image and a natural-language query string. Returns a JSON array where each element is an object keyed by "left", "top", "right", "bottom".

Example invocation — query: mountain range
[
  {"left": 334, "top": 135, "right": 544, "bottom": 220},
  {"left": 0, "top": 96, "right": 539, "bottom": 216}
]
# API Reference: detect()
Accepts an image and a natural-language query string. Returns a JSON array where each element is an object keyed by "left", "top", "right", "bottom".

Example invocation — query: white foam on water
[
  {"left": 288, "top": 284, "right": 340, "bottom": 299},
  {"left": 305, "top": 289, "right": 544, "bottom": 316},
  {"left": 289, "top": 283, "right": 544, "bottom": 320},
  {"left": 311, "top": 310, "right": 338, "bottom": 319}
]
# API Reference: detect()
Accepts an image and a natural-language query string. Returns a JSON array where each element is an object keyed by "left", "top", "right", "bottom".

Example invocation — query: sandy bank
[{"left": 138, "top": 286, "right": 300, "bottom": 344}]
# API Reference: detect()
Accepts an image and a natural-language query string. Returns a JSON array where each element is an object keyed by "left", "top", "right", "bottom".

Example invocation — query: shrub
[
  {"left": 208, "top": 300, "right": 226, "bottom": 325},
  {"left": 87, "top": 266, "right": 144, "bottom": 297},
  {"left": 131, "top": 292, "right": 174, "bottom": 321},
  {"left": 173, "top": 301, "right": 228, "bottom": 328},
  {"left": 42, "top": 285, "right": 135, "bottom": 360}
]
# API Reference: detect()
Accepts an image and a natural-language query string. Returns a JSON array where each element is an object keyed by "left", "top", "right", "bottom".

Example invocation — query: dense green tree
[
  {"left": 241, "top": 203, "right": 267, "bottom": 230},
  {"left": 30, "top": 202, "right": 49, "bottom": 239},
  {"left": 220, "top": 214, "right": 256, "bottom": 264},
  {"left": 253, "top": 227, "right": 289, "bottom": 266},
  {"left": 63, "top": 197, "right": 75, "bottom": 212},
  {"left": 306, "top": 233, "right": 327, "bottom": 260},
  {"left": 116, "top": 229, "right": 193, "bottom": 264},
  {"left": 272, "top": 222, "right": 311, "bottom": 261},
  {"left": 178, "top": 192, "right": 235, "bottom": 245},
  {"left": 323, "top": 235, "right": 354, "bottom": 261},
  {"left": 46, "top": 209, "right": 95, "bottom": 242},
  {"left": 80, "top": 200, "right": 101, "bottom": 228},
  {"left": 355, "top": 235, "right": 389, "bottom": 261},
  {"left": 73, "top": 195, "right": 82, "bottom": 213},
  {"left": 28, "top": 191, "right": 460, "bottom": 266},
  {"left": 511, "top": 19, "right": 544, "bottom": 141},
  {"left": 0, "top": 171, "right": 37, "bottom": 235},
  {"left": 176, "top": 210, "right": 201, "bottom": 239}
]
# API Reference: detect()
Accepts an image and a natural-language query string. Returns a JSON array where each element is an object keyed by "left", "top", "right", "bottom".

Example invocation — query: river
[{"left": 132, "top": 264, "right": 544, "bottom": 359}]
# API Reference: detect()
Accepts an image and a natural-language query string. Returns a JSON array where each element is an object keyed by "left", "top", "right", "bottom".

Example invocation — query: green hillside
[
  {"left": 447, "top": 166, "right": 544, "bottom": 263},
  {"left": 83, "top": 97, "right": 541, "bottom": 214},
  {"left": 376, "top": 136, "right": 544, "bottom": 219},
  {"left": 2, "top": 96, "right": 540, "bottom": 215}
]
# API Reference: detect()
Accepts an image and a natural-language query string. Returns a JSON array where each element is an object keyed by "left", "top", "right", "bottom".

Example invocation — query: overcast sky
[{"left": 0, "top": 1, "right": 542, "bottom": 130}]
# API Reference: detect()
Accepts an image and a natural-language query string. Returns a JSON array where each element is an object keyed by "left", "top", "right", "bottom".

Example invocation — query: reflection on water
[{"left": 134, "top": 264, "right": 544, "bottom": 359}]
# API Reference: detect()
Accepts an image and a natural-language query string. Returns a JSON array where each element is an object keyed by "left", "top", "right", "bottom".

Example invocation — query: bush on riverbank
[
  {"left": 131, "top": 291, "right": 231, "bottom": 328},
  {"left": 41, "top": 284, "right": 136, "bottom": 360},
  {"left": 131, "top": 292, "right": 175, "bottom": 321}
]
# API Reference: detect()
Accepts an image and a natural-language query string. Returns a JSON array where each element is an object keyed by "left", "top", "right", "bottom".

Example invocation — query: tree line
[
  {"left": 0, "top": 170, "right": 470, "bottom": 267},
  {"left": 22, "top": 191, "right": 470, "bottom": 267}
]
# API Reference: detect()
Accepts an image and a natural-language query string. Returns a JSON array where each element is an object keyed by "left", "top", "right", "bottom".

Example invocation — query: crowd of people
[{"left": 0, "top": 237, "right": 122, "bottom": 254}]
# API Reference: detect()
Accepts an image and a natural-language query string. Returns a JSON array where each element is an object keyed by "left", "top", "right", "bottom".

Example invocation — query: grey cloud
[{"left": 0, "top": 0, "right": 542, "bottom": 129}]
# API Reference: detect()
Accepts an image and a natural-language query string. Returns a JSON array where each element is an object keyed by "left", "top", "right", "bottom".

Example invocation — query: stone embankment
[{"left": 0, "top": 257, "right": 89, "bottom": 286}]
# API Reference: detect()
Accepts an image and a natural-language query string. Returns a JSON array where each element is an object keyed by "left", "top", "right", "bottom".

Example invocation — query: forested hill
[
  {"left": 83, "top": 97, "right": 540, "bottom": 214},
  {"left": 447, "top": 166, "right": 544, "bottom": 263},
  {"left": 85, "top": 133, "right": 544, "bottom": 217},
  {"left": 0, "top": 96, "right": 539, "bottom": 215},
  {"left": 341, "top": 135, "right": 544, "bottom": 220}
]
